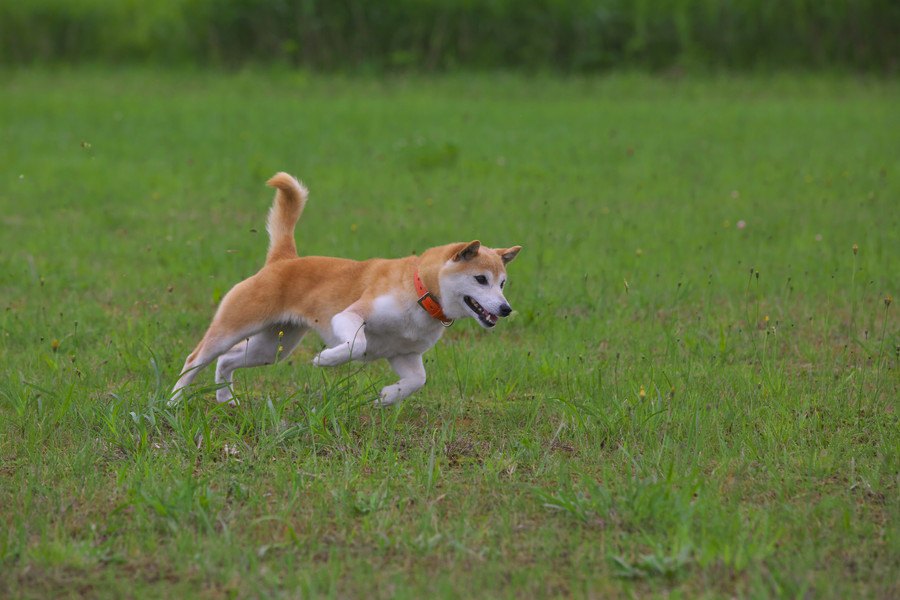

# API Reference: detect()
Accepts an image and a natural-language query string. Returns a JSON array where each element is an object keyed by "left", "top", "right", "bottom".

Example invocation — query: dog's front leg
[
  {"left": 313, "top": 310, "right": 367, "bottom": 367},
  {"left": 378, "top": 353, "right": 426, "bottom": 406}
]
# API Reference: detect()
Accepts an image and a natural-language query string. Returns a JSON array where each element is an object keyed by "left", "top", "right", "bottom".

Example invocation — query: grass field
[{"left": 0, "top": 69, "right": 898, "bottom": 598}]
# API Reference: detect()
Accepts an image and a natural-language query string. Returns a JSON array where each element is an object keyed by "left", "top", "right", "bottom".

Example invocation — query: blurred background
[{"left": 3, "top": 0, "right": 898, "bottom": 73}]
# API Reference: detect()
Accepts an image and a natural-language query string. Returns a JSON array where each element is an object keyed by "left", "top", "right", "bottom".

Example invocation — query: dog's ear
[
  {"left": 495, "top": 245, "right": 522, "bottom": 265},
  {"left": 453, "top": 240, "right": 481, "bottom": 262}
]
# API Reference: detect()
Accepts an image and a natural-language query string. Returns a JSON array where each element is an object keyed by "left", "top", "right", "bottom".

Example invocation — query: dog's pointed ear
[
  {"left": 495, "top": 245, "right": 522, "bottom": 265},
  {"left": 453, "top": 240, "right": 481, "bottom": 262}
]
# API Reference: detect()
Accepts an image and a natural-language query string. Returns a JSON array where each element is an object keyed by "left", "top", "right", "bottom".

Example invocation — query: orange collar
[{"left": 414, "top": 269, "right": 453, "bottom": 327}]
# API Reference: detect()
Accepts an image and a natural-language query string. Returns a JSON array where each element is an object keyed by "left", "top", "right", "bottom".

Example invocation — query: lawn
[{"left": 0, "top": 69, "right": 897, "bottom": 598}]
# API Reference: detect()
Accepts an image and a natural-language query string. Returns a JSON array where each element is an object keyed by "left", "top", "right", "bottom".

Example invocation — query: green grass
[{"left": 0, "top": 69, "right": 897, "bottom": 598}]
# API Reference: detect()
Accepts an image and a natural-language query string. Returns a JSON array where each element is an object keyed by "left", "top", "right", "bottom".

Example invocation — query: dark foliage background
[{"left": 2, "top": 0, "right": 898, "bottom": 71}]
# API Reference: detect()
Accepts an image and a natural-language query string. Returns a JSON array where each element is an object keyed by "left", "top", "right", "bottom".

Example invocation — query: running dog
[{"left": 170, "top": 172, "right": 521, "bottom": 406}]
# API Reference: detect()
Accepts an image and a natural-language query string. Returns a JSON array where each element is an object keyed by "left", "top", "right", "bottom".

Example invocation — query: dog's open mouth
[{"left": 464, "top": 296, "right": 498, "bottom": 328}]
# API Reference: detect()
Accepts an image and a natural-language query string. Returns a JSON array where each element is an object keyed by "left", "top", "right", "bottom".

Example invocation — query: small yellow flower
[
  {"left": 350, "top": 223, "right": 358, "bottom": 233},
  {"left": 764, "top": 315, "right": 769, "bottom": 323},
  {"left": 639, "top": 385, "right": 646, "bottom": 399},
  {"left": 51, "top": 339, "right": 60, "bottom": 352},
  {"left": 886, "top": 295, "right": 893, "bottom": 308},
  {"left": 278, "top": 330, "right": 284, "bottom": 339}
]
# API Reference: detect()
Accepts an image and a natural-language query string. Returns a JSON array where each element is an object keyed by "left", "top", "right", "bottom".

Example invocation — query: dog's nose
[{"left": 498, "top": 304, "right": 512, "bottom": 317}]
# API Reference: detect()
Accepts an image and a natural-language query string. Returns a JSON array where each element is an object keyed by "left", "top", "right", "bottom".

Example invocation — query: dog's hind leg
[
  {"left": 378, "top": 353, "right": 426, "bottom": 407},
  {"left": 214, "top": 323, "right": 307, "bottom": 404},
  {"left": 170, "top": 280, "right": 274, "bottom": 405},
  {"left": 170, "top": 342, "right": 206, "bottom": 404},
  {"left": 170, "top": 327, "right": 265, "bottom": 405}
]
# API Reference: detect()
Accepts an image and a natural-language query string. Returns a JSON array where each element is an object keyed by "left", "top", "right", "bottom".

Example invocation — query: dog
[{"left": 170, "top": 172, "right": 521, "bottom": 407}]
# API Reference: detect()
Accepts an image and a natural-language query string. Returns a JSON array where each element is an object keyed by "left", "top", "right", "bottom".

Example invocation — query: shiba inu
[{"left": 170, "top": 172, "right": 521, "bottom": 407}]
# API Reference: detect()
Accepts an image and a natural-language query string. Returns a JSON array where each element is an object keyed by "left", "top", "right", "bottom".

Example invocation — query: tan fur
[
  {"left": 265, "top": 172, "right": 308, "bottom": 264},
  {"left": 170, "top": 173, "right": 521, "bottom": 407}
]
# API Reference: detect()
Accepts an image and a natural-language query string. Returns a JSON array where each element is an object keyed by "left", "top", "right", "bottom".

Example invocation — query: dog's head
[{"left": 439, "top": 240, "right": 521, "bottom": 328}]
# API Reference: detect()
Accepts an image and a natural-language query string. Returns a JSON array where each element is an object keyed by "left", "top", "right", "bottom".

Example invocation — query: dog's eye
[
  {"left": 474, "top": 275, "right": 488, "bottom": 285},
  {"left": 500, "top": 280, "right": 506, "bottom": 289}
]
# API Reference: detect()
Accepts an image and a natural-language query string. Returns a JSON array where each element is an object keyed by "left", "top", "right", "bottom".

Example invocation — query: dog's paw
[
  {"left": 167, "top": 390, "right": 183, "bottom": 408},
  {"left": 376, "top": 386, "right": 402, "bottom": 407},
  {"left": 216, "top": 386, "right": 235, "bottom": 405},
  {"left": 313, "top": 346, "right": 350, "bottom": 367}
]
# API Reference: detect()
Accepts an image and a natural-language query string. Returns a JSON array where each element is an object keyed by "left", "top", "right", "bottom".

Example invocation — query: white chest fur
[{"left": 362, "top": 294, "right": 445, "bottom": 360}]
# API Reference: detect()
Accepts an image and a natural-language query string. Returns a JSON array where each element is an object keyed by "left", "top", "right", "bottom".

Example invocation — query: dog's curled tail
[{"left": 265, "top": 172, "right": 308, "bottom": 264}]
